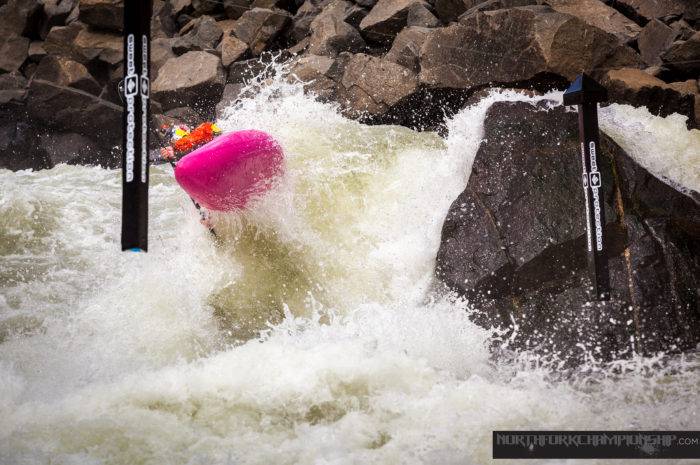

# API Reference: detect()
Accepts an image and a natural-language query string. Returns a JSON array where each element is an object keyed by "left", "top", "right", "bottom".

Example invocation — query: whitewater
[{"left": 1, "top": 74, "right": 699, "bottom": 464}]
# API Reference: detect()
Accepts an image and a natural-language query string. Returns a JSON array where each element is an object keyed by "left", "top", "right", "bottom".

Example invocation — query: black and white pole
[
  {"left": 563, "top": 74, "right": 611, "bottom": 301},
  {"left": 121, "top": 0, "right": 152, "bottom": 252}
]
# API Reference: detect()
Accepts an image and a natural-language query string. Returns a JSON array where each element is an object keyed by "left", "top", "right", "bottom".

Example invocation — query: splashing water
[{"left": 0, "top": 72, "right": 698, "bottom": 465}]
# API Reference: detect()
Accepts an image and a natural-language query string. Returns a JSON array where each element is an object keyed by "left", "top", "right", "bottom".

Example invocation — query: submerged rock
[{"left": 435, "top": 100, "right": 700, "bottom": 363}]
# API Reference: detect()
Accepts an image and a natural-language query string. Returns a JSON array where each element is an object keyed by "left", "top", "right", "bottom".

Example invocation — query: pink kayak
[{"left": 174, "top": 129, "right": 284, "bottom": 211}]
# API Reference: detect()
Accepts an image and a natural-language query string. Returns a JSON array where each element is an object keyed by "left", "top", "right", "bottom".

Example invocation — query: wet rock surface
[{"left": 435, "top": 101, "right": 700, "bottom": 363}]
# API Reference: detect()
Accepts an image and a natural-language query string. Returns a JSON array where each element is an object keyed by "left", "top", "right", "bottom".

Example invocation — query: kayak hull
[{"left": 174, "top": 129, "right": 283, "bottom": 211}]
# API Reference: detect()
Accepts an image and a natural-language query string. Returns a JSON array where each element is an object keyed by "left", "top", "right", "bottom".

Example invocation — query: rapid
[{"left": 1, "top": 72, "right": 699, "bottom": 464}]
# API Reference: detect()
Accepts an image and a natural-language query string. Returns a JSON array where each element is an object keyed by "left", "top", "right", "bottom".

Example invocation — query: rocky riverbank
[{"left": 0, "top": 0, "right": 698, "bottom": 169}]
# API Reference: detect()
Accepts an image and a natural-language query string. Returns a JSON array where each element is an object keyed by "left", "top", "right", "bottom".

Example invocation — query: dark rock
[
  {"left": 173, "top": 15, "right": 223, "bottom": 54},
  {"left": 219, "top": 34, "right": 249, "bottom": 66},
  {"left": 667, "top": 79, "right": 700, "bottom": 123},
  {"left": 152, "top": 51, "right": 226, "bottom": 114},
  {"left": 252, "top": 0, "right": 297, "bottom": 10},
  {"left": 308, "top": 0, "right": 366, "bottom": 56},
  {"left": 32, "top": 55, "right": 102, "bottom": 96},
  {"left": 0, "top": 116, "right": 50, "bottom": 171},
  {"left": 38, "top": 132, "right": 99, "bottom": 165},
  {"left": 44, "top": 22, "right": 122, "bottom": 67},
  {"left": 26, "top": 56, "right": 121, "bottom": 154},
  {"left": 171, "top": 0, "right": 194, "bottom": 17},
  {"left": 0, "top": 72, "right": 28, "bottom": 105},
  {"left": 224, "top": 0, "right": 254, "bottom": 19},
  {"left": 360, "top": 0, "right": 432, "bottom": 43},
  {"left": 433, "top": 0, "right": 476, "bottom": 23},
  {"left": 227, "top": 57, "right": 269, "bottom": 82},
  {"left": 419, "top": 7, "right": 642, "bottom": 89},
  {"left": 0, "top": 35, "right": 30, "bottom": 73},
  {"left": 192, "top": 0, "right": 221, "bottom": 14},
  {"left": 288, "top": 0, "right": 330, "bottom": 43},
  {"left": 406, "top": 2, "right": 440, "bottom": 27},
  {"left": 79, "top": 0, "right": 124, "bottom": 32},
  {"left": 336, "top": 53, "right": 418, "bottom": 119},
  {"left": 610, "top": 0, "right": 700, "bottom": 24},
  {"left": 603, "top": 68, "right": 697, "bottom": 128},
  {"left": 0, "top": 0, "right": 43, "bottom": 38},
  {"left": 661, "top": 32, "right": 700, "bottom": 77},
  {"left": 459, "top": 0, "right": 538, "bottom": 19},
  {"left": 638, "top": 19, "right": 679, "bottom": 65},
  {"left": 38, "top": 0, "right": 79, "bottom": 39},
  {"left": 385, "top": 26, "right": 430, "bottom": 72},
  {"left": 353, "top": 0, "right": 377, "bottom": 7},
  {"left": 28, "top": 41, "right": 47, "bottom": 62},
  {"left": 164, "top": 106, "right": 204, "bottom": 125},
  {"left": 231, "top": 7, "right": 292, "bottom": 55},
  {"left": 435, "top": 100, "right": 700, "bottom": 363},
  {"left": 151, "top": 38, "right": 176, "bottom": 80},
  {"left": 215, "top": 83, "right": 245, "bottom": 118},
  {"left": 669, "top": 19, "right": 695, "bottom": 41},
  {"left": 544, "top": 0, "right": 641, "bottom": 43},
  {"left": 289, "top": 53, "right": 340, "bottom": 99}
]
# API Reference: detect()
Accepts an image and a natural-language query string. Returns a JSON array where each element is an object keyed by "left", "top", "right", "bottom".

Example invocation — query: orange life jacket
[{"left": 172, "top": 122, "right": 220, "bottom": 154}]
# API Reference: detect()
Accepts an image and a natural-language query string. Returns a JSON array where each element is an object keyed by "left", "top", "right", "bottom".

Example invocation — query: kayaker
[{"left": 160, "top": 121, "right": 222, "bottom": 162}]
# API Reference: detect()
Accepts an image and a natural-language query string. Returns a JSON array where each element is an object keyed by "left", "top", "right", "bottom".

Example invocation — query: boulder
[
  {"left": 44, "top": 22, "right": 122, "bottom": 67},
  {"left": 38, "top": 0, "right": 79, "bottom": 39},
  {"left": 385, "top": 26, "right": 430, "bottom": 72},
  {"left": 224, "top": 0, "right": 254, "bottom": 19},
  {"left": 433, "top": 0, "right": 479, "bottom": 23},
  {"left": 603, "top": 68, "right": 697, "bottom": 128},
  {"left": 289, "top": 53, "right": 340, "bottom": 100},
  {"left": 638, "top": 19, "right": 679, "bottom": 65},
  {"left": 0, "top": 72, "right": 28, "bottom": 105},
  {"left": 215, "top": 83, "right": 245, "bottom": 118},
  {"left": 0, "top": 35, "right": 30, "bottom": 73},
  {"left": 219, "top": 34, "right": 249, "bottom": 66},
  {"left": 544, "top": 0, "right": 641, "bottom": 44},
  {"left": 192, "top": 0, "right": 221, "bottom": 14},
  {"left": 308, "top": 0, "right": 366, "bottom": 56},
  {"left": 406, "top": 3, "right": 440, "bottom": 27},
  {"left": 0, "top": 116, "right": 50, "bottom": 171},
  {"left": 611, "top": 0, "right": 700, "bottom": 24},
  {"left": 359, "top": 0, "right": 433, "bottom": 43},
  {"left": 79, "top": 0, "right": 124, "bottom": 32},
  {"left": 337, "top": 53, "right": 418, "bottom": 119},
  {"left": 668, "top": 79, "right": 700, "bottom": 123},
  {"left": 419, "top": 7, "right": 642, "bottom": 89},
  {"left": 459, "top": 0, "right": 539, "bottom": 19},
  {"left": 28, "top": 41, "right": 47, "bottom": 63},
  {"left": 435, "top": 100, "right": 700, "bottom": 363},
  {"left": 289, "top": 0, "right": 331, "bottom": 43},
  {"left": 26, "top": 56, "right": 121, "bottom": 153},
  {"left": 38, "top": 132, "right": 100, "bottom": 166},
  {"left": 231, "top": 7, "right": 292, "bottom": 55},
  {"left": 0, "top": 0, "right": 43, "bottom": 37},
  {"left": 227, "top": 57, "right": 270, "bottom": 83},
  {"left": 171, "top": 0, "right": 194, "bottom": 17},
  {"left": 661, "top": 32, "right": 700, "bottom": 77},
  {"left": 152, "top": 51, "right": 226, "bottom": 113},
  {"left": 31, "top": 55, "right": 102, "bottom": 96},
  {"left": 151, "top": 38, "right": 176, "bottom": 80},
  {"left": 172, "top": 15, "right": 223, "bottom": 54}
]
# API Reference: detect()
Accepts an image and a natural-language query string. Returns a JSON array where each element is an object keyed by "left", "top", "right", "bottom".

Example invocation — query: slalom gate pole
[
  {"left": 121, "top": 0, "right": 152, "bottom": 251},
  {"left": 563, "top": 74, "right": 611, "bottom": 301}
]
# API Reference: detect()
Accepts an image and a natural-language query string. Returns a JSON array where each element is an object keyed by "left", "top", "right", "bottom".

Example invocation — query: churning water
[{"left": 1, "top": 75, "right": 699, "bottom": 464}]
